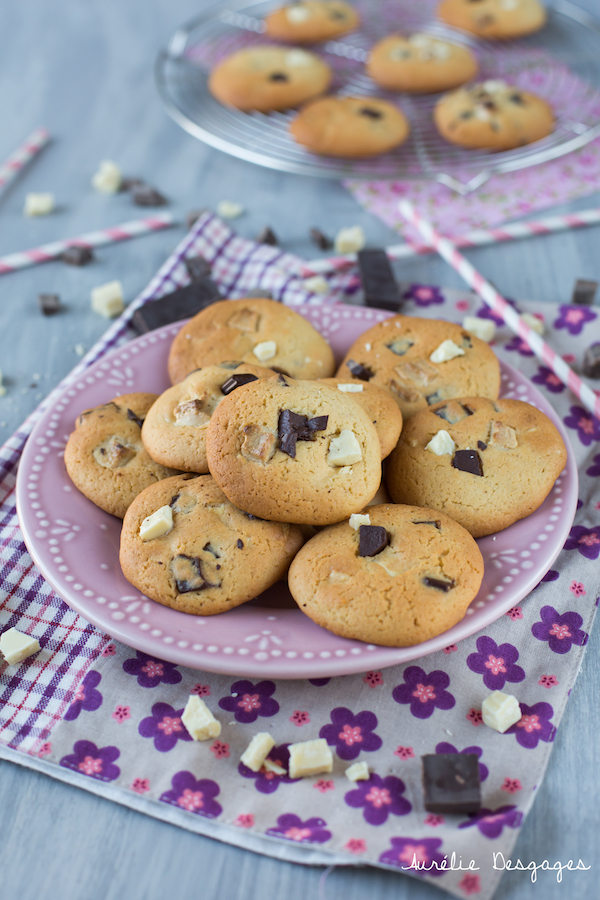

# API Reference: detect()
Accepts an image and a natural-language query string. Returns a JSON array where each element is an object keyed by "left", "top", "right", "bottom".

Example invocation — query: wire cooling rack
[{"left": 156, "top": 0, "right": 600, "bottom": 193}]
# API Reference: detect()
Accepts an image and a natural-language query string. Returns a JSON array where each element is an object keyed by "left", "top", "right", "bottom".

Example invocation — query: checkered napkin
[{"left": 1, "top": 214, "right": 599, "bottom": 899}]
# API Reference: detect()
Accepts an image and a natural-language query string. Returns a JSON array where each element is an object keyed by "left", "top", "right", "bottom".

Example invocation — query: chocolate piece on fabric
[
  {"left": 185, "top": 255, "right": 212, "bottom": 282},
  {"left": 61, "top": 246, "right": 94, "bottom": 266},
  {"left": 422, "top": 753, "right": 481, "bottom": 814},
  {"left": 131, "top": 184, "right": 168, "bottom": 207},
  {"left": 582, "top": 343, "right": 600, "bottom": 379},
  {"left": 571, "top": 278, "right": 598, "bottom": 306},
  {"left": 132, "top": 280, "right": 222, "bottom": 333},
  {"left": 309, "top": 228, "right": 333, "bottom": 250},
  {"left": 38, "top": 293, "right": 62, "bottom": 315},
  {"left": 358, "top": 249, "right": 401, "bottom": 310},
  {"left": 257, "top": 227, "right": 278, "bottom": 246}
]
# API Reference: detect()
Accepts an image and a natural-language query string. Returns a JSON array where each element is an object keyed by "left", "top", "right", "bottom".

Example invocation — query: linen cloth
[{"left": 1, "top": 213, "right": 599, "bottom": 900}]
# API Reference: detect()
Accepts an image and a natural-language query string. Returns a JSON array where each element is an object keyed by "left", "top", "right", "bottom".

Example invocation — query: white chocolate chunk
[
  {"left": 349, "top": 513, "right": 370, "bottom": 530},
  {"left": 285, "top": 50, "right": 313, "bottom": 67},
  {"left": 481, "top": 691, "right": 521, "bottom": 733},
  {"left": 91, "top": 160, "right": 122, "bottom": 194},
  {"left": 500, "top": 0, "right": 519, "bottom": 9},
  {"left": 430, "top": 339, "right": 465, "bottom": 363},
  {"left": 483, "top": 79, "right": 507, "bottom": 93},
  {"left": 139, "top": 505, "right": 173, "bottom": 541},
  {"left": 286, "top": 5, "right": 311, "bottom": 22},
  {"left": 431, "top": 42, "right": 451, "bottom": 59},
  {"left": 334, "top": 225, "right": 366, "bottom": 254},
  {"left": 263, "top": 758, "right": 287, "bottom": 775},
  {"left": 345, "top": 761, "right": 370, "bottom": 782},
  {"left": 303, "top": 275, "right": 329, "bottom": 295},
  {"left": 217, "top": 200, "right": 244, "bottom": 219},
  {"left": 288, "top": 738, "right": 333, "bottom": 779},
  {"left": 24, "top": 192, "right": 55, "bottom": 217},
  {"left": 336, "top": 466, "right": 352, "bottom": 476},
  {"left": 0, "top": 628, "right": 40, "bottom": 666},
  {"left": 240, "top": 732, "right": 276, "bottom": 772},
  {"left": 462, "top": 316, "right": 496, "bottom": 343},
  {"left": 337, "top": 383, "right": 363, "bottom": 393},
  {"left": 521, "top": 312, "right": 545, "bottom": 335},
  {"left": 409, "top": 33, "right": 432, "bottom": 47},
  {"left": 91, "top": 280, "right": 124, "bottom": 318},
  {"left": 253, "top": 340, "right": 277, "bottom": 361},
  {"left": 181, "top": 695, "right": 221, "bottom": 741},
  {"left": 425, "top": 430, "right": 456, "bottom": 456},
  {"left": 327, "top": 429, "right": 362, "bottom": 466},
  {"left": 328, "top": 569, "right": 351, "bottom": 584},
  {"left": 474, "top": 107, "right": 491, "bottom": 122}
]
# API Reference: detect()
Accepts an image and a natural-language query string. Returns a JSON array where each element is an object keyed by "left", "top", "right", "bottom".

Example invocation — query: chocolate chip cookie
[
  {"left": 437, "top": 0, "right": 547, "bottom": 40},
  {"left": 367, "top": 33, "right": 478, "bottom": 93},
  {"left": 264, "top": 1, "right": 360, "bottom": 43},
  {"left": 289, "top": 96, "right": 410, "bottom": 157}
]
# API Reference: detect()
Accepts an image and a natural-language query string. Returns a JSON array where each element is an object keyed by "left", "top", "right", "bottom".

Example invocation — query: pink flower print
[
  {"left": 443, "top": 644, "right": 458, "bottom": 654},
  {"left": 501, "top": 778, "right": 522, "bottom": 794},
  {"left": 234, "top": 813, "right": 254, "bottom": 828},
  {"left": 459, "top": 873, "right": 482, "bottom": 895},
  {"left": 314, "top": 780, "right": 334, "bottom": 793},
  {"left": 579, "top": 534, "right": 599, "bottom": 547},
  {"left": 506, "top": 606, "right": 523, "bottom": 620},
  {"left": 37, "top": 742, "right": 52, "bottom": 758},
  {"left": 142, "top": 660, "right": 164, "bottom": 680},
  {"left": 518, "top": 714, "right": 542, "bottom": 733},
  {"left": 467, "top": 708, "right": 483, "bottom": 726},
  {"left": 112, "top": 705, "right": 131, "bottom": 723},
  {"left": 339, "top": 724, "right": 363, "bottom": 746},
  {"left": 79, "top": 756, "right": 103, "bottom": 776},
  {"left": 455, "top": 300, "right": 470, "bottom": 312},
  {"left": 285, "top": 827, "right": 313, "bottom": 842},
  {"left": 566, "top": 309, "right": 585, "bottom": 325},
  {"left": 289, "top": 710, "right": 310, "bottom": 726},
  {"left": 398, "top": 843, "right": 429, "bottom": 865},
  {"left": 238, "top": 693, "right": 261, "bottom": 713},
  {"left": 74, "top": 685, "right": 85, "bottom": 702},
  {"left": 484, "top": 654, "right": 507, "bottom": 677},
  {"left": 192, "top": 683, "right": 210, "bottom": 697},
  {"left": 177, "top": 788, "right": 204, "bottom": 812},
  {"left": 562, "top": 353, "right": 576, "bottom": 364},
  {"left": 424, "top": 814, "right": 444, "bottom": 827},
  {"left": 131, "top": 778, "right": 150, "bottom": 794},
  {"left": 345, "top": 838, "right": 367, "bottom": 854},
  {"left": 363, "top": 671, "right": 383, "bottom": 688},
  {"left": 538, "top": 674, "right": 559, "bottom": 689},
  {"left": 549, "top": 623, "right": 572, "bottom": 640},
  {"left": 60, "top": 741, "right": 120, "bottom": 782},
  {"left": 365, "top": 786, "right": 392, "bottom": 808},
  {"left": 157, "top": 715, "right": 183, "bottom": 736},
  {"left": 101, "top": 643, "right": 116, "bottom": 656},
  {"left": 394, "top": 746, "right": 414, "bottom": 759},
  {"left": 210, "top": 741, "right": 230, "bottom": 759},
  {"left": 413, "top": 683, "right": 436, "bottom": 703}
]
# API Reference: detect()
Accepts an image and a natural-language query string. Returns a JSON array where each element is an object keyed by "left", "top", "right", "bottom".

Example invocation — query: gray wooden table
[{"left": 1, "top": 1, "right": 599, "bottom": 898}]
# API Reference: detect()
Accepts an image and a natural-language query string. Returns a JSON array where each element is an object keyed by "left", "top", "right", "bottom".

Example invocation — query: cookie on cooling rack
[
  {"left": 289, "top": 96, "right": 410, "bottom": 157},
  {"left": 208, "top": 45, "right": 332, "bottom": 112},
  {"left": 264, "top": 1, "right": 360, "bottom": 44},
  {"left": 64, "top": 393, "right": 180, "bottom": 519},
  {"left": 288, "top": 503, "right": 484, "bottom": 646},
  {"left": 385, "top": 397, "right": 567, "bottom": 537},
  {"left": 434, "top": 79, "right": 554, "bottom": 150},
  {"left": 318, "top": 377, "right": 403, "bottom": 458},
  {"left": 367, "top": 33, "right": 478, "bottom": 93},
  {"left": 437, "top": 0, "right": 547, "bottom": 39},
  {"left": 120, "top": 474, "right": 304, "bottom": 615}
]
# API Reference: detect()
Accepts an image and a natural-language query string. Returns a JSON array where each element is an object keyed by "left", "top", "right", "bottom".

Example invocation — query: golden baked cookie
[
  {"left": 318, "top": 377, "right": 402, "bottom": 458},
  {"left": 437, "top": 0, "right": 547, "bottom": 40},
  {"left": 264, "top": 1, "right": 360, "bottom": 43},
  {"left": 367, "top": 33, "right": 478, "bottom": 93},
  {"left": 289, "top": 96, "right": 410, "bottom": 157}
]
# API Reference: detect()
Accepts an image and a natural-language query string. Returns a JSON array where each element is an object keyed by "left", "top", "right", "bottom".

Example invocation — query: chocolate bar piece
[
  {"left": 127, "top": 408, "right": 144, "bottom": 429},
  {"left": 38, "top": 293, "right": 62, "bottom": 316},
  {"left": 423, "top": 576, "right": 455, "bottom": 592},
  {"left": 131, "top": 184, "right": 168, "bottom": 207},
  {"left": 185, "top": 255, "right": 212, "bottom": 282},
  {"left": 132, "top": 279, "right": 222, "bottom": 333},
  {"left": 422, "top": 753, "right": 481, "bottom": 814},
  {"left": 358, "top": 525, "right": 390, "bottom": 557},
  {"left": 120, "top": 177, "right": 145, "bottom": 192},
  {"left": 571, "top": 278, "right": 598, "bottom": 306},
  {"left": 345, "top": 359, "right": 373, "bottom": 381},
  {"left": 221, "top": 373, "right": 259, "bottom": 395},
  {"left": 277, "top": 409, "right": 328, "bottom": 458},
  {"left": 452, "top": 449, "right": 483, "bottom": 476},
  {"left": 357, "top": 248, "right": 400, "bottom": 311},
  {"left": 583, "top": 343, "right": 600, "bottom": 379},
  {"left": 61, "top": 245, "right": 94, "bottom": 266},
  {"left": 257, "top": 226, "right": 278, "bottom": 246},
  {"left": 309, "top": 228, "right": 333, "bottom": 251}
]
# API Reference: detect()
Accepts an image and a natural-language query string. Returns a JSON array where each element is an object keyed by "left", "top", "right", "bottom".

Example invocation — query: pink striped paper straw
[
  {"left": 300, "top": 207, "right": 600, "bottom": 277},
  {"left": 0, "top": 127, "right": 50, "bottom": 196},
  {"left": 397, "top": 199, "right": 600, "bottom": 422},
  {"left": 0, "top": 212, "right": 176, "bottom": 275}
]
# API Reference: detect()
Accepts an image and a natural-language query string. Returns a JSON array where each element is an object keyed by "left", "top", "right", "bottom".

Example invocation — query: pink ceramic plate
[{"left": 16, "top": 306, "right": 578, "bottom": 678}]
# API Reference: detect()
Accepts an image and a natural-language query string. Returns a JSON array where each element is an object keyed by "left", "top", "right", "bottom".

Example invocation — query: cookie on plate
[
  {"left": 168, "top": 297, "right": 335, "bottom": 384},
  {"left": 318, "top": 377, "right": 403, "bottom": 458},
  {"left": 434, "top": 80, "right": 554, "bottom": 151},
  {"left": 64, "top": 393, "right": 180, "bottom": 519},
  {"left": 437, "top": 0, "right": 547, "bottom": 40},
  {"left": 289, "top": 96, "right": 410, "bottom": 157},
  {"left": 142, "top": 363, "right": 275, "bottom": 473},
  {"left": 120, "top": 474, "right": 304, "bottom": 615},
  {"left": 208, "top": 45, "right": 332, "bottom": 112},
  {"left": 386, "top": 397, "right": 567, "bottom": 537},
  {"left": 367, "top": 33, "right": 478, "bottom": 93},
  {"left": 337, "top": 315, "right": 501, "bottom": 419},
  {"left": 264, "top": 1, "right": 360, "bottom": 43},
  {"left": 206, "top": 375, "right": 382, "bottom": 525},
  {"left": 288, "top": 503, "right": 484, "bottom": 646}
]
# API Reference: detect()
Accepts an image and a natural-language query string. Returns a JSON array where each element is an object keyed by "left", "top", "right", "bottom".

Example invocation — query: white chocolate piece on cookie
[
  {"left": 253, "top": 340, "right": 277, "bottom": 362},
  {"left": 462, "top": 317, "right": 496, "bottom": 343},
  {"left": 430, "top": 339, "right": 465, "bottom": 363},
  {"left": 327, "top": 429, "right": 362, "bottom": 466},
  {"left": 139, "top": 505, "right": 173, "bottom": 541},
  {"left": 426, "top": 430, "right": 456, "bottom": 456},
  {"left": 349, "top": 513, "right": 370, "bottom": 530}
]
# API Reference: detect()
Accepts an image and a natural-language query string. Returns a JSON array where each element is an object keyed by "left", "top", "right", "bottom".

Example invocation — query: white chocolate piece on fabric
[
  {"left": 91, "top": 280, "right": 125, "bottom": 318},
  {"left": 181, "top": 695, "right": 221, "bottom": 741},
  {"left": 240, "top": 733, "right": 276, "bottom": 772},
  {"left": 430, "top": 339, "right": 465, "bottom": 363},
  {"left": 253, "top": 340, "right": 277, "bottom": 361},
  {"left": 337, "top": 383, "right": 363, "bottom": 393},
  {"left": 334, "top": 225, "right": 366, "bottom": 254},
  {"left": 0, "top": 628, "right": 41, "bottom": 666},
  {"left": 263, "top": 758, "right": 287, "bottom": 775},
  {"left": 24, "top": 192, "right": 55, "bottom": 216},
  {"left": 520, "top": 312, "right": 545, "bottom": 335},
  {"left": 139, "top": 505, "right": 173, "bottom": 541},
  {"left": 345, "top": 761, "right": 370, "bottom": 782},
  {"left": 481, "top": 690, "right": 522, "bottom": 733},
  {"left": 462, "top": 316, "right": 496, "bottom": 343},
  {"left": 426, "top": 430, "right": 456, "bottom": 456},
  {"left": 349, "top": 513, "right": 371, "bottom": 530},
  {"left": 327, "top": 429, "right": 363, "bottom": 466},
  {"left": 91, "top": 160, "right": 122, "bottom": 194},
  {"left": 288, "top": 738, "right": 333, "bottom": 779},
  {"left": 303, "top": 275, "right": 329, "bottom": 295},
  {"left": 217, "top": 200, "right": 244, "bottom": 219}
]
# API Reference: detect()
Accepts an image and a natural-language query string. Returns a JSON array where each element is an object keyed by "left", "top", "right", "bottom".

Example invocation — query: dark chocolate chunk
[
  {"left": 132, "top": 279, "right": 222, "bottom": 333},
  {"left": 185, "top": 255, "right": 212, "bottom": 282},
  {"left": 257, "top": 226, "right": 278, "bottom": 246},
  {"left": 422, "top": 753, "right": 481, "bottom": 814},
  {"left": 330, "top": 9, "right": 346, "bottom": 18},
  {"left": 433, "top": 402, "right": 473, "bottom": 424},
  {"left": 346, "top": 359, "right": 373, "bottom": 381},
  {"left": 477, "top": 440, "right": 487, "bottom": 451},
  {"left": 459, "top": 111, "right": 473, "bottom": 120},
  {"left": 583, "top": 343, "right": 600, "bottom": 379},
  {"left": 38, "top": 293, "right": 62, "bottom": 316},
  {"left": 276, "top": 372, "right": 290, "bottom": 384},
  {"left": 386, "top": 338, "right": 413, "bottom": 356},
  {"left": 170, "top": 555, "right": 207, "bottom": 593},
  {"left": 237, "top": 539, "right": 244, "bottom": 549},
  {"left": 571, "top": 278, "right": 598, "bottom": 306},
  {"left": 127, "top": 408, "right": 144, "bottom": 429},
  {"left": 309, "top": 228, "right": 333, "bottom": 251},
  {"left": 203, "top": 542, "right": 220, "bottom": 558},
  {"left": 61, "top": 245, "right": 94, "bottom": 266},
  {"left": 221, "top": 373, "right": 259, "bottom": 395},
  {"left": 452, "top": 449, "right": 483, "bottom": 476},
  {"left": 358, "top": 249, "right": 400, "bottom": 311},
  {"left": 120, "top": 177, "right": 145, "bottom": 192},
  {"left": 482, "top": 100, "right": 497, "bottom": 111},
  {"left": 423, "top": 576, "right": 455, "bottom": 592},
  {"left": 359, "top": 107, "right": 383, "bottom": 120},
  {"left": 131, "top": 183, "right": 168, "bottom": 207},
  {"left": 169, "top": 493, "right": 180, "bottom": 508},
  {"left": 426, "top": 390, "right": 444, "bottom": 406},
  {"left": 460, "top": 333, "right": 472, "bottom": 349},
  {"left": 509, "top": 93, "right": 524, "bottom": 105},
  {"left": 412, "top": 520, "right": 441, "bottom": 530},
  {"left": 358, "top": 525, "right": 390, "bottom": 558},
  {"left": 277, "top": 409, "right": 328, "bottom": 458},
  {"left": 269, "top": 72, "right": 289, "bottom": 82}
]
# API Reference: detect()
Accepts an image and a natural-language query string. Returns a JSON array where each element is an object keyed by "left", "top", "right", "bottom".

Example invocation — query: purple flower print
[
  {"left": 459, "top": 805, "right": 522, "bottom": 839},
  {"left": 60, "top": 740, "right": 120, "bottom": 782},
  {"left": 531, "top": 606, "right": 588, "bottom": 654},
  {"left": 564, "top": 406, "right": 600, "bottom": 447},
  {"left": 267, "top": 814, "right": 331, "bottom": 844},
  {"left": 466, "top": 636, "right": 525, "bottom": 691},
  {"left": 435, "top": 742, "right": 488, "bottom": 782},
  {"left": 379, "top": 837, "right": 446, "bottom": 877},
  {"left": 218, "top": 679, "right": 279, "bottom": 723},
  {"left": 504, "top": 335, "right": 534, "bottom": 357},
  {"left": 160, "top": 771, "right": 222, "bottom": 819},
  {"left": 64, "top": 670, "right": 103, "bottom": 721},
  {"left": 139, "top": 702, "right": 192, "bottom": 752},
  {"left": 319, "top": 707, "right": 382, "bottom": 761},
  {"left": 564, "top": 525, "right": 600, "bottom": 560},
  {"left": 122, "top": 651, "right": 182, "bottom": 689},
  {"left": 392, "top": 666, "right": 455, "bottom": 720},
  {"left": 476, "top": 298, "right": 517, "bottom": 327},
  {"left": 345, "top": 774, "right": 411, "bottom": 825},
  {"left": 587, "top": 453, "right": 600, "bottom": 478},
  {"left": 239, "top": 743, "right": 299, "bottom": 794},
  {"left": 531, "top": 366, "right": 565, "bottom": 394},
  {"left": 308, "top": 678, "right": 330, "bottom": 686},
  {"left": 403, "top": 284, "right": 444, "bottom": 308},
  {"left": 505, "top": 701, "right": 556, "bottom": 749},
  {"left": 554, "top": 304, "right": 597, "bottom": 336}
]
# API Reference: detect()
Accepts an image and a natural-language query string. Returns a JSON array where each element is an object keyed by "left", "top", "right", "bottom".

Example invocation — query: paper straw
[
  {"left": 0, "top": 212, "right": 176, "bottom": 275},
  {"left": 397, "top": 198, "right": 600, "bottom": 422},
  {"left": 300, "top": 207, "right": 600, "bottom": 277},
  {"left": 0, "top": 127, "right": 50, "bottom": 196}
]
